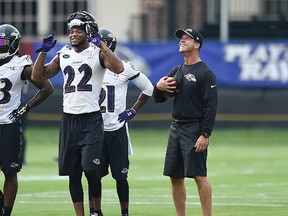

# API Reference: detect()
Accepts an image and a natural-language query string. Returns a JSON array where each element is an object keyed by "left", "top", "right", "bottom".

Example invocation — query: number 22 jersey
[{"left": 58, "top": 44, "right": 105, "bottom": 114}]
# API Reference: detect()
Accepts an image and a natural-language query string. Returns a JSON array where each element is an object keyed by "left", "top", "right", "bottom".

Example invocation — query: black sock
[
  {"left": 90, "top": 208, "right": 95, "bottom": 214},
  {"left": 121, "top": 208, "right": 128, "bottom": 215},
  {"left": 96, "top": 209, "right": 103, "bottom": 216},
  {"left": 3, "top": 207, "right": 12, "bottom": 216}
]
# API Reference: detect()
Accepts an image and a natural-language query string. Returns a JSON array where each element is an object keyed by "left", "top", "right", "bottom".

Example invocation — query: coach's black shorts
[
  {"left": 58, "top": 111, "right": 104, "bottom": 176},
  {"left": 100, "top": 125, "right": 129, "bottom": 180},
  {"left": 0, "top": 122, "right": 23, "bottom": 174},
  {"left": 163, "top": 121, "right": 207, "bottom": 178}
]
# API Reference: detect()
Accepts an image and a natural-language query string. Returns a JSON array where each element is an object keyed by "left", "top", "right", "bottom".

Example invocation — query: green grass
[{"left": 1, "top": 127, "right": 288, "bottom": 215}]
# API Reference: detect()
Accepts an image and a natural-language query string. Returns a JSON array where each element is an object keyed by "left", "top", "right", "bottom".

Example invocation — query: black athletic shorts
[
  {"left": 58, "top": 111, "right": 104, "bottom": 176},
  {"left": 100, "top": 125, "right": 129, "bottom": 180},
  {"left": 163, "top": 120, "right": 207, "bottom": 178},
  {"left": 0, "top": 122, "right": 23, "bottom": 174}
]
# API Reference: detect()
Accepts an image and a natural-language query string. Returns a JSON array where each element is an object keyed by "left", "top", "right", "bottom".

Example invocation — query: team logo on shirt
[
  {"left": 63, "top": 54, "right": 70, "bottom": 59},
  {"left": 184, "top": 73, "right": 196, "bottom": 82},
  {"left": 128, "top": 61, "right": 140, "bottom": 72},
  {"left": 92, "top": 158, "right": 100, "bottom": 165},
  {"left": 26, "top": 55, "right": 33, "bottom": 63},
  {"left": 88, "top": 52, "right": 97, "bottom": 60},
  {"left": 10, "top": 162, "right": 19, "bottom": 168},
  {"left": 121, "top": 168, "right": 128, "bottom": 174},
  {"left": 113, "top": 74, "right": 119, "bottom": 81}
]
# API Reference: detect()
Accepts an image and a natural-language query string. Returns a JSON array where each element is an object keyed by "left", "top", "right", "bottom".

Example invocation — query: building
[{"left": 1, "top": 0, "right": 288, "bottom": 42}]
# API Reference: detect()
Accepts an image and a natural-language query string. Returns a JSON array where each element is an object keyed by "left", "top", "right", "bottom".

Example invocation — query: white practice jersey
[
  {"left": 58, "top": 44, "right": 105, "bottom": 114},
  {"left": 0, "top": 55, "right": 32, "bottom": 124},
  {"left": 100, "top": 61, "right": 153, "bottom": 131}
]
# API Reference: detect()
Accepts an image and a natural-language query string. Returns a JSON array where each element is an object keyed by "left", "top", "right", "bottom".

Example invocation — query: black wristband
[{"left": 25, "top": 104, "right": 31, "bottom": 112}]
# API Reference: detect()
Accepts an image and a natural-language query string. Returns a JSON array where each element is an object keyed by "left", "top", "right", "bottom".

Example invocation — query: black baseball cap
[{"left": 174, "top": 28, "right": 203, "bottom": 48}]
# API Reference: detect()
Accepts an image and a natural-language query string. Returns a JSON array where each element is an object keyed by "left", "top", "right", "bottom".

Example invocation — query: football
[{"left": 163, "top": 77, "right": 179, "bottom": 98}]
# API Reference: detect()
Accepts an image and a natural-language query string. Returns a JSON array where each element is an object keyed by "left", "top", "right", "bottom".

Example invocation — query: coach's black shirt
[{"left": 153, "top": 61, "right": 218, "bottom": 135}]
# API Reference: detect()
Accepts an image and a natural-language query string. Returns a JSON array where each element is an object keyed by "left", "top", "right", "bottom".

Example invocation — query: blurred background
[{"left": 1, "top": 0, "right": 288, "bottom": 128}]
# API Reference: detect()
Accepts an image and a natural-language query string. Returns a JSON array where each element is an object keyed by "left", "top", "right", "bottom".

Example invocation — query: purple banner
[{"left": 34, "top": 40, "right": 288, "bottom": 88}]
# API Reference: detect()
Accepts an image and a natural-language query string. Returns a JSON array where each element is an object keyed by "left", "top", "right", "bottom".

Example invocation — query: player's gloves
[
  {"left": 9, "top": 104, "right": 31, "bottom": 123},
  {"left": 36, "top": 32, "right": 57, "bottom": 53},
  {"left": 87, "top": 33, "right": 101, "bottom": 47},
  {"left": 118, "top": 108, "right": 137, "bottom": 123}
]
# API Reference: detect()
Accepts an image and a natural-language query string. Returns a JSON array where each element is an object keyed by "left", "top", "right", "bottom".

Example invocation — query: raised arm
[
  {"left": 87, "top": 34, "right": 124, "bottom": 74},
  {"left": 32, "top": 53, "right": 61, "bottom": 81},
  {"left": 31, "top": 32, "right": 60, "bottom": 81},
  {"left": 99, "top": 41, "right": 124, "bottom": 74}
]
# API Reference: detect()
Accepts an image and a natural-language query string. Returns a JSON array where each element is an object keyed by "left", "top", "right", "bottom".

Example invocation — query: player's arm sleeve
[{"left": 131, "top": 72, "right": 154, "bottom": 96}]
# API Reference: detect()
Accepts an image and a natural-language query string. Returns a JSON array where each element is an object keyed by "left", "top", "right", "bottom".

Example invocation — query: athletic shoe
[{"left": 92, "top": 213, "right": 103, "bottom": 216}]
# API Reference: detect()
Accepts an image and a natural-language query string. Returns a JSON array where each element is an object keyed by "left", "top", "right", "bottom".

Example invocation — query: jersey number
[
  {"left": 99, "top": 85, "right": 115, "bottom": 113},
  {"left": 64, "top": 64, "right": 92, "bottom": 93},
  {"left": 0, "top": 78, "right": 12, "bottom": 104}
]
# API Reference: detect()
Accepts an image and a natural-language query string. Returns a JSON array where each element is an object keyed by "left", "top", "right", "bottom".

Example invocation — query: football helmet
[
  {"left": 0, "top": 24, "right": 21, "bottom": 59},
  {"left": 98, "top": 28, "right": 117, "bottom": 52},
  {"left": 67, "top": 11, "right": 98, "bottom": 37}
]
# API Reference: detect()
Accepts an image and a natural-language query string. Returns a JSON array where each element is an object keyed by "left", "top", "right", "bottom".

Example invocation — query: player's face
[
  {"left": 69, "top": 27, "right": 88, "bottom": 48},
  {"left": 0, "top": 38, "right": 10, "bottom": 59},
  {"left": 178, "top": 34, "right": 198, "bottom": 53},
  {"left": 0, "top": 39, "right": 12, "bottom": 65}
]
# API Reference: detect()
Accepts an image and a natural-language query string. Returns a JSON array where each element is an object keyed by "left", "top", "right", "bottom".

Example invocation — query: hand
[
  {"left": 118, "top": 108, "right": 137, "bottom": 123},
  {"left": 87, "top": 33, "right": 101, "bottom": 47},
  {"left": 156, "top": 76, "right": 177, "bottom": 93},
  {"left": 36, "top": 32, "right": 57, "bottom": 53},
  {"left": 194, "top": 135, "right": 209, "bottom": 153},
  {"left": 9, "top": 104, "right": 31, "bottom": 122}
]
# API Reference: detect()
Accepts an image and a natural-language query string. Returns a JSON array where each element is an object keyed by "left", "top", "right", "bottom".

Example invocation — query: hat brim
[{"left": 174, "top": 29, "right": 194, "bottom": 40}]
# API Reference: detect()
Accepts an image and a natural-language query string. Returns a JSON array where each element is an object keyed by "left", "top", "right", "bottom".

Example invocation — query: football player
[
  {"left": 0, "top": 24, "right": 54, "bottom": 216},
  {"left": 88, "top": 28, "right": 154, "bottom": 216},
  {"left": 31, "top": 11, "right": 124, "bottom": 216}
]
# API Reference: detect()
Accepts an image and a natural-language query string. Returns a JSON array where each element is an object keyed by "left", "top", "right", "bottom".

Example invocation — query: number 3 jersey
[
  {"left": 58, "top": 44, "right": 105, "bottom": 114},
  {"left": 100, "top": 61, "right": 153, "bottom": 131},
  {"left": 0, "top": 55, "right": 31, "bottom": 124}
]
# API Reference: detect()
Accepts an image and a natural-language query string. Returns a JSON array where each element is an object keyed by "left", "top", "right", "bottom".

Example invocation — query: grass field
[{"left": 1, "top": 126, "right": 288, "bottom": 215}]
